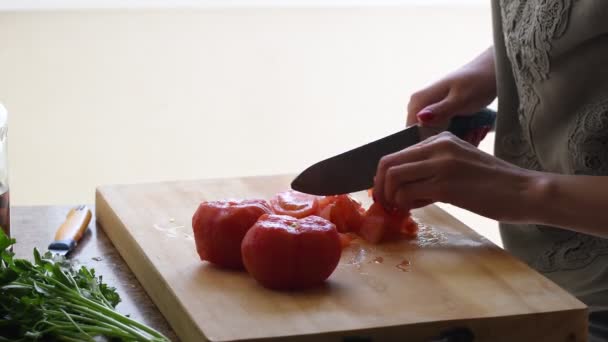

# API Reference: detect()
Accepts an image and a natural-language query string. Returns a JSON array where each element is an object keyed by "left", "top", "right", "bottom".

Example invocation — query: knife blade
[
  {"left": 48, "top": 205, "right": 92, "bottom": 257},
  {"left": 291, "top": 108, "right": 496, "bottom": 195}
]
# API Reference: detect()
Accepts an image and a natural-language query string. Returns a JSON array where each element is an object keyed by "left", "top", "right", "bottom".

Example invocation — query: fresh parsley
[{"left": 0, "top": 230, "right": 170, "bottom": 341}]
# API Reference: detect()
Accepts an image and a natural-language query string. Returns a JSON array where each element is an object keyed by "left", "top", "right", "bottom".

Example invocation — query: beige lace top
[{"left": 492, "top": 0, "right": 608, "bottom": 326}]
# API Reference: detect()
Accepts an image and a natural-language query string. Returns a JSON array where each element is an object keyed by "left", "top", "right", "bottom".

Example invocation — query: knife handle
[
  {"left": 48, "top": 205, "right": 92, "bottom": 252},
  {"left": 446, "top": 108, "right": 496, "bottom": 139}
]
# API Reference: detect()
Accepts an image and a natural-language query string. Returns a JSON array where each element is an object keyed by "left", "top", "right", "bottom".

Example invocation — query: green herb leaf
[
  {"left": 0, "top": 231, "right": 169, "bottom": 341},
  {"left": 0, "top": 229, "right": 15, "bottom": 252}
]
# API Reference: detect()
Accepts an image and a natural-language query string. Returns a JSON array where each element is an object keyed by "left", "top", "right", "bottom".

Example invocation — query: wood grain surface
[{"left": 96, "top": 175, "right": 587, "bottom": 342}]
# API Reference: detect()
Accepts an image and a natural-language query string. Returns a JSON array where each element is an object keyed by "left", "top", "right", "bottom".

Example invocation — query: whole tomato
[
  {"left": 192, "top": 199, "right": 272, "bottom": 269},
  {"left": 241, "top": 214, "right": 341, "bottom": 290}
]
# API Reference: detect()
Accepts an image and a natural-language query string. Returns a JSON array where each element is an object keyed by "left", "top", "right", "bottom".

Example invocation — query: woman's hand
[
  {"left": 407, "top": 47, "right": 497, "bottom": 130},
  {"left": 372, "top": 132, "right": 542, "bottom": 223}
]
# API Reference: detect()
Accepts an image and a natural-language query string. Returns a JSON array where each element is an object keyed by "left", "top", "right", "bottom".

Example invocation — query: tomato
[
  {"left": 192, "top": 199, "right": 272, "bottom": 269},
  {"left": 241, "top": 214, "right": 341, "bottom": 290},
  {"left": 401, "top": 216, "right": 419, "bottom": 238},
  {"left": 316, "top": 195, "right": 364, "bottom": 233},
  {"left": 316, "top": 196, "right": 335, "bottom": 217},
  {"left": 359, "top": 203, "right": 418, "bottom": 244},
  {"left": 270, "top": 190, "right": 320, "bottom": 219}
]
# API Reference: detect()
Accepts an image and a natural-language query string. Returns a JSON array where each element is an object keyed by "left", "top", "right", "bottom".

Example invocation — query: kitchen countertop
[{"left": 10, "top": 205, "right": 178, "bottom": 341}]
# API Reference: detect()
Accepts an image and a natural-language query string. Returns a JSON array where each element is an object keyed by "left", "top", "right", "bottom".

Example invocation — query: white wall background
[
  {"left": 0, "top": 0, "right": 489, "bottom": 10},
  {"left": 0, "top": 4, "right": 501, "bottom": 244}
]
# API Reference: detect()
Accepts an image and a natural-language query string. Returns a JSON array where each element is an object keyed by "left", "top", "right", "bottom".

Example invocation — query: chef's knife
[
  {"left": 48, "top": 205, "right": 92, "bottom": 257},
  {"left": 291, "top": 108, "right": 496, "bottom": 195}
]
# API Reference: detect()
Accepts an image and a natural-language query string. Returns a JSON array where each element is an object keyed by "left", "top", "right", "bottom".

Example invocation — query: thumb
[{"left": 416, "top": 96, "right": 460, "bottom": 127}]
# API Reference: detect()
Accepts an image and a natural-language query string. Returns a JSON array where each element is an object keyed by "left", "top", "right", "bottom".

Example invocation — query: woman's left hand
[{"left": 373, "top": 131, "right": 541, "bottom": 223}]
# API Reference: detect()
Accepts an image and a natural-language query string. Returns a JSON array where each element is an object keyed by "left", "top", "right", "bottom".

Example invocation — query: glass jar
[{"left": 0, "top": 104, "right": 9, "bottom": 238}]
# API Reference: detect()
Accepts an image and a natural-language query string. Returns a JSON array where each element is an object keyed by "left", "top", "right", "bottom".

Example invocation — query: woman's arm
[
  {"left": 407, "top": 46, "right": 497, "bottom": 127},
  {"left": 373, "top": 132, "right": 608, "bottom": 239},
  {"left": 528, "top": 173, "right": 608, "bottom": 238}
]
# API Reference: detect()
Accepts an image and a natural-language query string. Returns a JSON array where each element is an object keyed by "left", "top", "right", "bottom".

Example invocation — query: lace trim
[
  {"left": 508, "top": 98, "right": 608, "bottom": 273},
  {"left": 524, "top": 98, "right": 608, "bottom": 273},
  {"left": 499, "top": 128, "right": 542, "bottom": 171},
  {"left": 500, "top": 0, "right": 574, "bottom": 141},
  {"left": 496, "top": 0, "right": 608, "bottom": 274},
  {"left": 568, "top": 99, "right": 608, "bottom": 175},
  {"left": 533, "top": 227, "right": 608, "bottom": 273}
]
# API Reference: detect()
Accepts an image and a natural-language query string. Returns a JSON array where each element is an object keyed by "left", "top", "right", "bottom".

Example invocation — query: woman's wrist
[{"left": 519, "top": 170, "right": 558, "bottom": 225}]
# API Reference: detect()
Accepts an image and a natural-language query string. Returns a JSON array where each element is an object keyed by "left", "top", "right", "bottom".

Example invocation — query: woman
[{"left": 372, "top": 1, "right": 608, "bottom": 340}]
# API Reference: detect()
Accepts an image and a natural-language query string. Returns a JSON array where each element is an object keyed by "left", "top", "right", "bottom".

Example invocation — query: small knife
[
  {"left": 48, "top": 205, "right": 92, "bottom": 257},
  {"left": 291, "top": 109, "right": 496, "bottom": 196}
]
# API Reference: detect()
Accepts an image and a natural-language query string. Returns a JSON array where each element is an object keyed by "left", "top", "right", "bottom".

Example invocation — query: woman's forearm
[
  {"left": 525, "top": 172, "right": 608, "bottom": 238},
  {"left": 464, "top": 46, "right": 495, "bottom": 77}
]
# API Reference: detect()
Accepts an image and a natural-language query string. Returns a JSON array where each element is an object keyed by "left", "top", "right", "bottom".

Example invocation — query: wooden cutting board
[{"left": 96, "top": 175, "right": 587, "bottom": 342}]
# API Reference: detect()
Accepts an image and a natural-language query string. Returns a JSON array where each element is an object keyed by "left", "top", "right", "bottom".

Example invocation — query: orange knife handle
[{"left": 53, "top": 206, "right": 92, "bottom": 245}]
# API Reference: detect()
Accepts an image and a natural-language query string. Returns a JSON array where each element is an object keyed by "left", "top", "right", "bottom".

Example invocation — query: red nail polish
[{"left": 417, "top": 109, "right": 435, "bottom": 122}]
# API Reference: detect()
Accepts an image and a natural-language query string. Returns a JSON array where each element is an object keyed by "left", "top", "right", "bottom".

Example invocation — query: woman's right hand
[{"left": 406, "top": 47, "right": 498, "bottom": 130}]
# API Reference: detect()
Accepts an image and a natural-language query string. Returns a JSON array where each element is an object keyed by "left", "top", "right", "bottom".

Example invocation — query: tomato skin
[
  {"left": 270, "top": 190, "right": 320, "bottom": 219},
  {"left": 241, "top": 214, "right": 341, "bottom": 290},
  {"left": 359, "top": 203, "right": 418, "bottom": 244},
  {"left": 192, "top": 199, "right": 272, "bottom": 269}
]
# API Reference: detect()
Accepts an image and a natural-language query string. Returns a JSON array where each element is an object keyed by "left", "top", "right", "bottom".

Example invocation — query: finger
[
  {"left": 373, "top": 132, "right": 454, "bottom": 207},
  {"left": 407, "top": 82, "right": 450, "bottom": 126},
  {"left": 384, "top": 161, "right": 436, "bottom": 205},
  {"left": 373, "top": 131, "right": 458, "bottom": 207},
  {"left": 373, "top": 144, "right": 433, "bottom": 207},
  {"left": 393, "top": 181, "right": 439, "bottom": 210},
  {"left": 416, "top": 94, "right": 464, "bottom": 127}
]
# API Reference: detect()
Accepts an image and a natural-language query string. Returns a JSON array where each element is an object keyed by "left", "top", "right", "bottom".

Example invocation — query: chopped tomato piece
[
  {"left": 359, "top": 212, "right": 388, "bottom": 244},
  {"left": 359, "top": 202, "right": 418, "bottom": 244},
  {"left": 270, "top": 190, "right": 320, "bottom": 219},
  {"left": 317, "top": 196, "right": 335, "bottom": 212},
  {"left": 241, "top": 214, "right": 341, "bottom": 290},
  {"left": 314, "top": 195, "right": 364, "bottom": 233},
  {"left": 192, "top": 199, "right": 272, "bottom": 269},
  {"left": 401, "top": 216, "right": 419, "bottom": 237},
  {"left": 330, "top": 195, "right": 364, "bottom": 233}
]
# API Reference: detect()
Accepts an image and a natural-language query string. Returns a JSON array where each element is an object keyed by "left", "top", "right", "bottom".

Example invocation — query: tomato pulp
[{"left": 269, "top": 190, "right": 320, "bottom": 219}]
